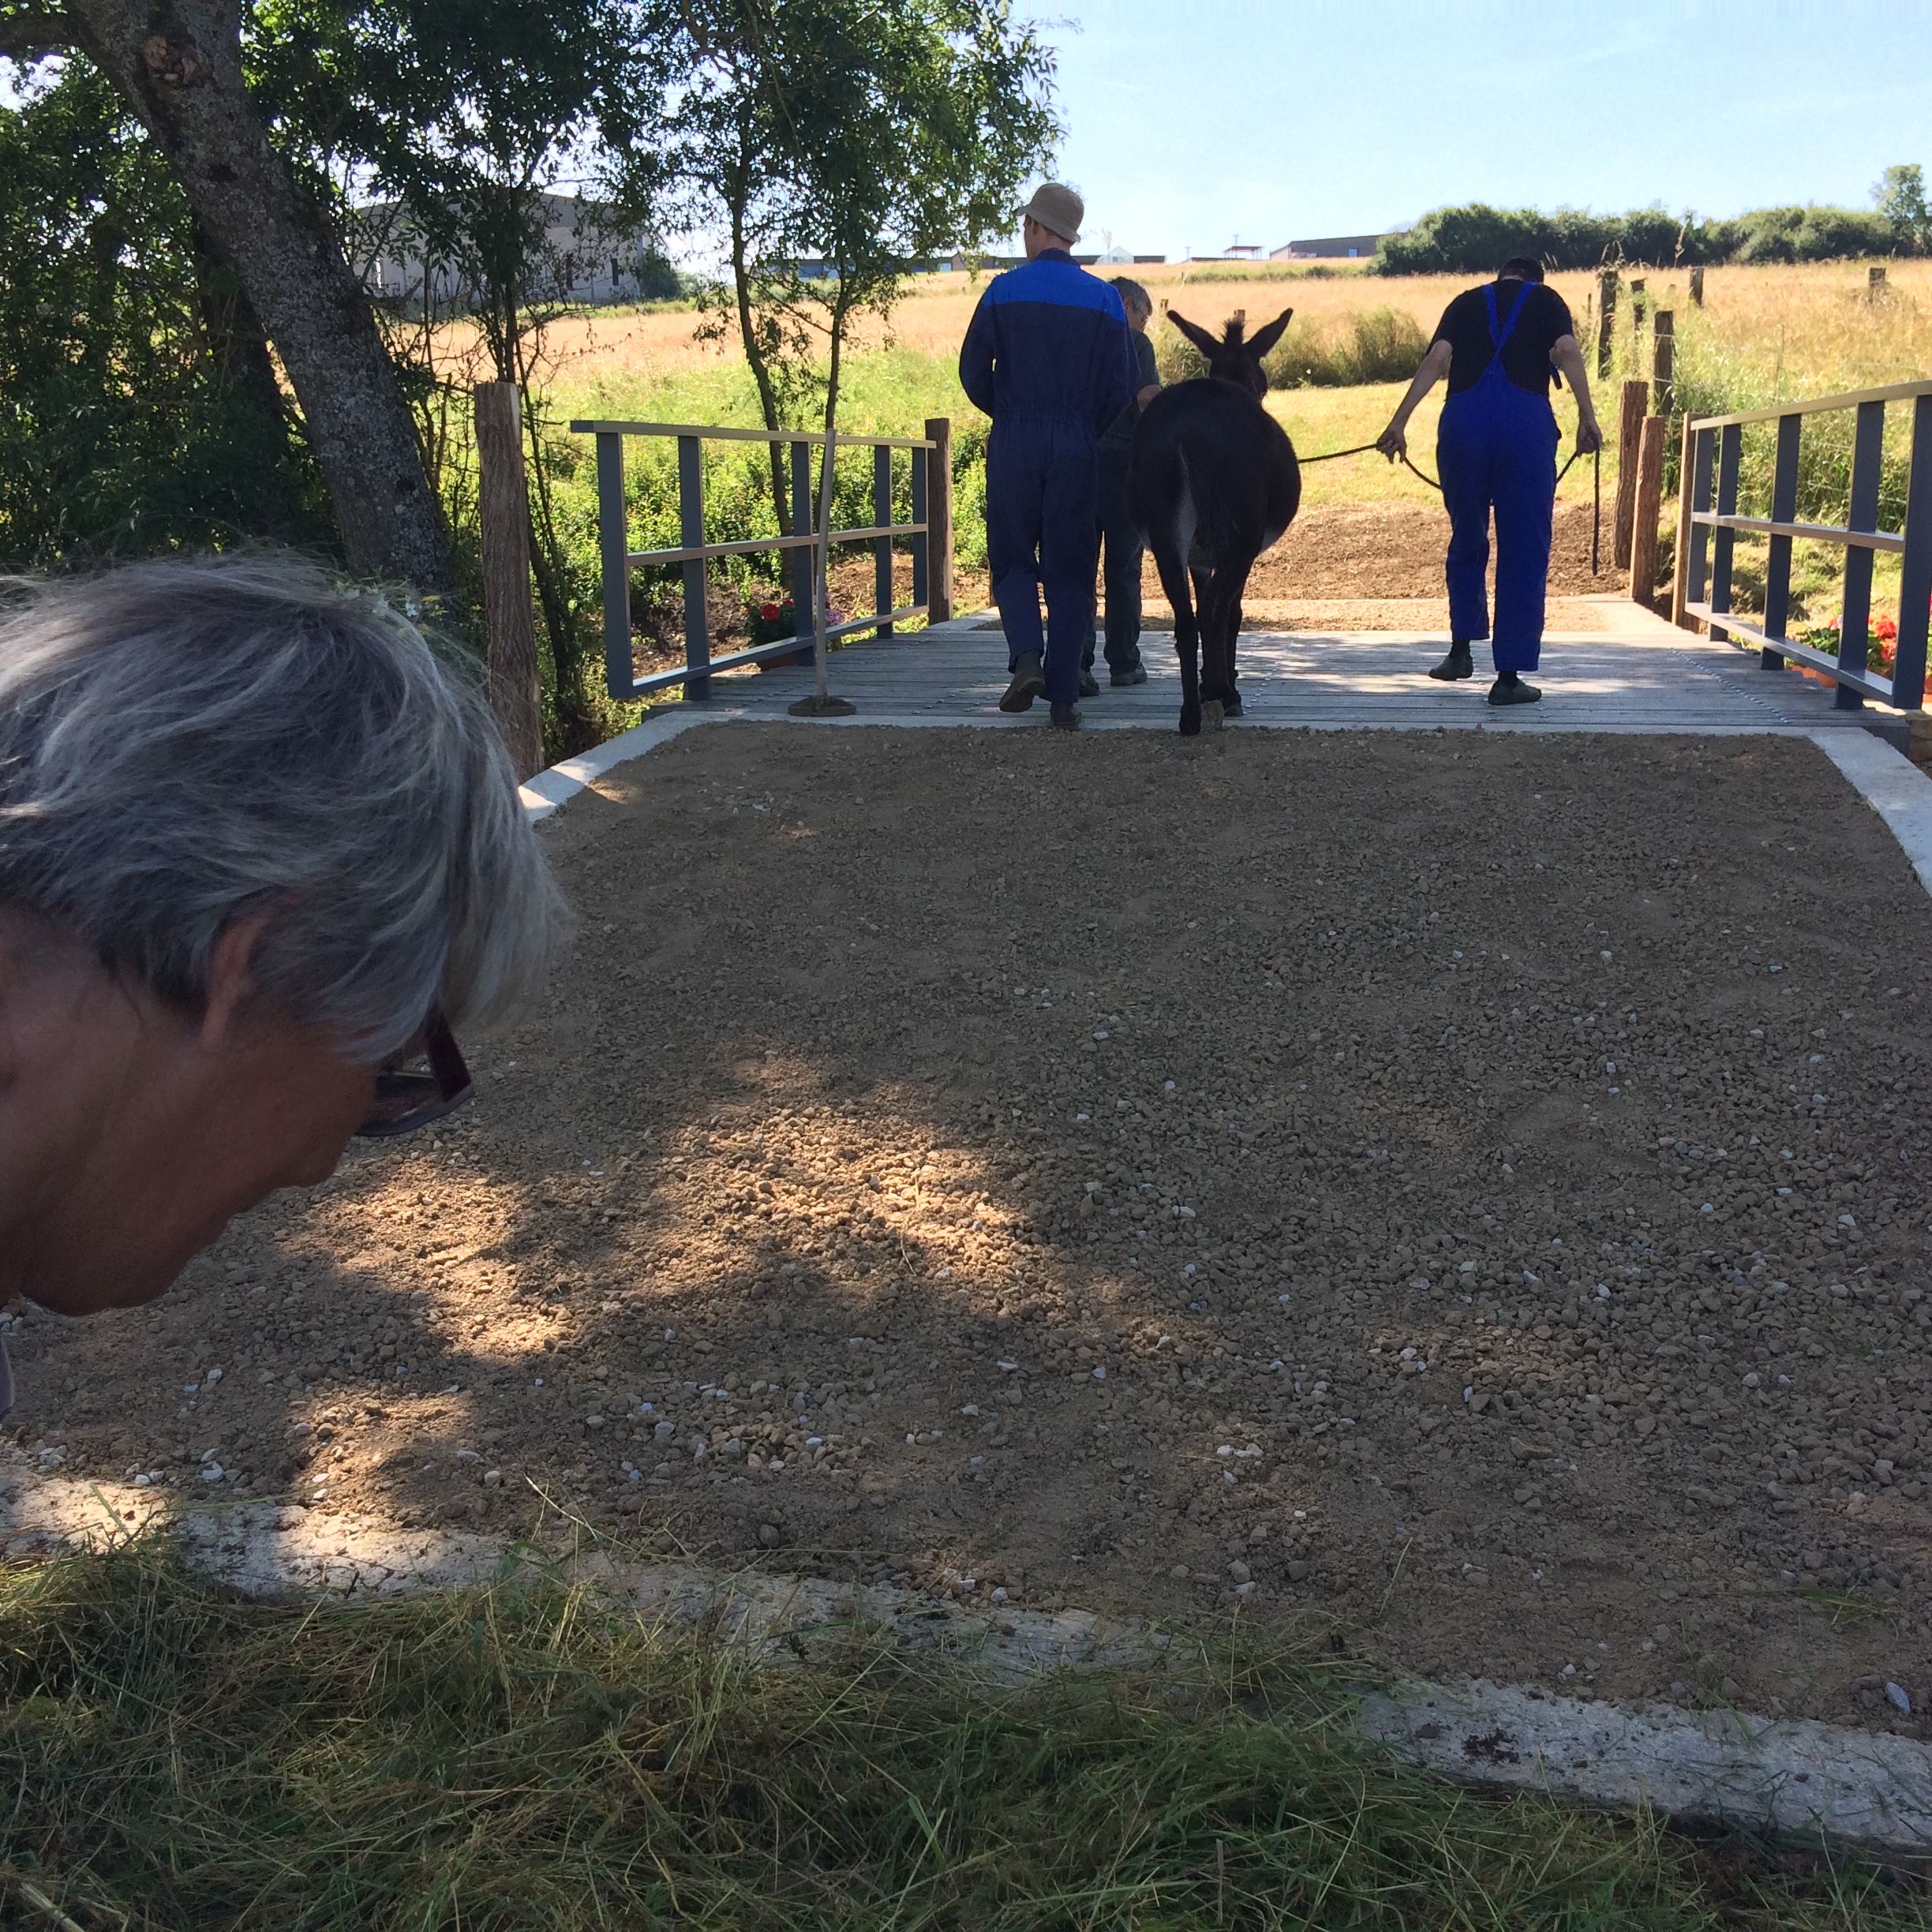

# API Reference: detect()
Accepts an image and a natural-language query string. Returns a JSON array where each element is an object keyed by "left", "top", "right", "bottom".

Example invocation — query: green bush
[
  {"left": 1377, "top": 199, "right": 1907, "bottom": 275},
  {"left": 1153, "top": 308, "right": 1425, "bottom": 390},
  {"left": 0, "top": 66, "right": 331, "bottom": 570}
]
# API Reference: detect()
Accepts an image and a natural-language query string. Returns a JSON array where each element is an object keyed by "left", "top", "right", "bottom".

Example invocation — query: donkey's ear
[
  {"left": 1166, "top": 309, "right": 1219, "bottom": 358},
  {"left": 1247, "top": 307, "right": 1296, "bottom": 359}
]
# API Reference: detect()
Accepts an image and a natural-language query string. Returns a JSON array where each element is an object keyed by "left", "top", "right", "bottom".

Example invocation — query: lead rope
[{"left": 1297, "top": 439, "right": 1603, "bottom": 576}]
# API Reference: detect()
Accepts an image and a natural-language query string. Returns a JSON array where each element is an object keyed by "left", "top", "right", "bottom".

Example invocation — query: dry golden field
[{"left": 537, "top": 257, "right": 1932, "bottom": 395}]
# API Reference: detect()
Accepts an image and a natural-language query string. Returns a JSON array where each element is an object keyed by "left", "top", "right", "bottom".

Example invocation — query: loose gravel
[{"left": 9, "top": 726, "right": 1930, "bottom": 1733}]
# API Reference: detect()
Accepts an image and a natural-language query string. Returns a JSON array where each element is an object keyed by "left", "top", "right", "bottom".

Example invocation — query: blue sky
[{"left": 1033, "top": 0, "right": 1930, "bottom": 257}]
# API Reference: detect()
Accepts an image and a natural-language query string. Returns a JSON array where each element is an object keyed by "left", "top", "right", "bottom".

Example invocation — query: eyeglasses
[{"left": 354, "top": 1008, "right": 474, "bottom": 1139}]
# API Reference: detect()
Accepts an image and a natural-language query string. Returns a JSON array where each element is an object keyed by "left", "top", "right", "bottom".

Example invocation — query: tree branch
[{"left": 0, "top": 5, "right": 77, "bottom": 57}]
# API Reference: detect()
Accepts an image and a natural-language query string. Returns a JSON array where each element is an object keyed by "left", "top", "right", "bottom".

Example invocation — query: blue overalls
[
  {"left": 1436, "top": 282, "right": 1560, "bottom": 674},
  {"left": 959, "top": 253, "right": 1136, "bottom": 703}
]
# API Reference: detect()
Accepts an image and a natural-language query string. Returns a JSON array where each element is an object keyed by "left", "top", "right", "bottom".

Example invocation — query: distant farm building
[
  {"left": 1271, "top": 233, "right": 1391, "bottom": 260},
  {"left": 355, "top": 194, "right": 665, "bottom": 308}
]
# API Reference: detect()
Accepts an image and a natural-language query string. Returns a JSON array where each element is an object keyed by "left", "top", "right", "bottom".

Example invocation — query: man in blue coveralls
[
  {"left": 960, "top": 182, "right": 1137, "bottom": 729},
  {"left": 1376, "top": 257, "right": 1603, "bottom": 706}
]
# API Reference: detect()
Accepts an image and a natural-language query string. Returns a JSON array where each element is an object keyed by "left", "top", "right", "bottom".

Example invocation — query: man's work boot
[
  {"left": 1000, "top": 650, "right": 1045, "bottom": 713},
  {"left": 1428, "top": 640, "right": 1473, "bottom": 681},
  {"left": 1079, "top": 668, "right": 1101, "bottom": 698},
  {"left": 1109, "top": 661, "right": 1148, "bottom": 687},
  {"left": 1488, "top": 671, "right": 1542, "bottom": 706},
  {"left": 1050, "top": 702, "right": 1081, "bottom": 731}
]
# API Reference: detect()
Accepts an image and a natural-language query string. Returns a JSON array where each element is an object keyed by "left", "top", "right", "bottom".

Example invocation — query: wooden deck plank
[{"left": 686, "top": 612, "right": 1907, "bottom": 739}]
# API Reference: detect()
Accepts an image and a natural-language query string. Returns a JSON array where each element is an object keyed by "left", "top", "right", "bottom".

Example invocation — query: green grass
[{"left": 0, "top": 1542, "right": 1925, "bottom": 1930}]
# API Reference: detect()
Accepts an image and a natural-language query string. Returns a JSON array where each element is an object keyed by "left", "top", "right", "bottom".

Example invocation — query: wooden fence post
[
  {"left": 1613, "top": 379, "right": 1649, "bottom": 570},
  {"left": 1689, "top": 264, "right": 1705, "bottom": 307},
  {"left": 1672, "top": 414, "right": 1700, "bottom": 631},
  {"left": 1596, "top": 268, "right": 1618, "bottom": 379},
  {"left": 1631, "top": 276, "right": 1647, "bottom": 330},
  {"left": 474, "top": 380, "right": 545, "bottom": 779},
  {"left": 924, "top": 416, "right": 954, "bottom": 622},
  {"left": 1653, "top": 309, "right": 1676, "bottom": 421},
  {"left": 1870, "top": 265, "right": 1889, "bottom": 299},
  {"left": 1629, "top": 414, "right": 1668, "bottom": 611}
]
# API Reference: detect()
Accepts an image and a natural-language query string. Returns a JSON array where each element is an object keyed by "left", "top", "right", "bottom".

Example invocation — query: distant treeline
[{"left": 1378, "top": 203, "right": 1908, "bottom": 275}]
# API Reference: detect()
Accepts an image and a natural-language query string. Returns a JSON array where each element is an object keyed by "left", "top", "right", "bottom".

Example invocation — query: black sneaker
[
  {"left": 1109, "top": 663, "right": 1148, "bottom": 687},
  {"left": 1079, "top": 668, "right": 1100, "bottom": 698},
  {"left": 1488, "top": 674, "right": 1541, "bottom": 706},
  {"left": 1050, "top": 701, "right": 1081, "bottom": 731},
  {"left": 999, "top": 650, "right": 1045, "bottom": 713},
  {"left": 1428, "top": 641, "right": 1473, "bottom": 681}
]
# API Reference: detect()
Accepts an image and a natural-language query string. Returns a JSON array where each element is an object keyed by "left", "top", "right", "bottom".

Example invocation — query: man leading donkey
[
  {"left": 960, "top": 183, "right": 1140, "bottom": 729},
  {"left": 1377, "top": 256, "right": 1604, "bottom": 706}
]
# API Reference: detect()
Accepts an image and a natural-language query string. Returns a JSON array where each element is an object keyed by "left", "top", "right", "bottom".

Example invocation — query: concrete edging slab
[{"left": 3, "top": 1470, "right": 1926, "bottom": 1855}]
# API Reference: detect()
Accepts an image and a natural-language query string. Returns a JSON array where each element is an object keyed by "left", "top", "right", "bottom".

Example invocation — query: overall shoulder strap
[{"left": 1493, "top": 280, "right": 1536, "bottom": 352}]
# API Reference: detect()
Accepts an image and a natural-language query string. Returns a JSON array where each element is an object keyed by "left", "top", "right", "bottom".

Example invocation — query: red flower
[{"left": 759, "top": 602, "right": 781, "bottom": 621}]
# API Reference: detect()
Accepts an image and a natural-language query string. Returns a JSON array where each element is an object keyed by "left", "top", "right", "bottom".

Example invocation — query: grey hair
[
  {"left": 0, "top": 554, "right": 564, "bottom": 1058},
  {"left": 1110, "top": 276, "right": 1152, "bottom": 316}
]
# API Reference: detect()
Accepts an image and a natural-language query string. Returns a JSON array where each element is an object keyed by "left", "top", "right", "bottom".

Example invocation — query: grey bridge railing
[
  {"left": 572, "top": 417, "right": 953, "bottom": 703},
  {"left": 1672, "top": 377, "right": 1932, "bottom": 711}
]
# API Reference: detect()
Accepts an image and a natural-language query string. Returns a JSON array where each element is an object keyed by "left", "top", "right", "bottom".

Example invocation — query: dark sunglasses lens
[{"left": 354, "top": 1017, "right": 474, "bottom": 1140}]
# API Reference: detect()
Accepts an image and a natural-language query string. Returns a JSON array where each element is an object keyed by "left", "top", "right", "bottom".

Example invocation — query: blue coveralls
[
  {"left": 1436, "top": 283, "right": 1560, "bottom": 674},
  {"left": 960, "top": 253, "right": 1136, "bottom": 704}
]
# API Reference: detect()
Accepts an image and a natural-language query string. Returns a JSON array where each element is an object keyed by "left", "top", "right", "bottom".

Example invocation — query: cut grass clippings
[{"left": 0, "top": 1542, "right": 1926, "bottom": 1930}]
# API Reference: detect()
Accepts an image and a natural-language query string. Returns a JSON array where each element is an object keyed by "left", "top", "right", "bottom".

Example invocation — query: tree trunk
[
  {"left": 63, "top": 0, "right": 454, "bottom": 590},
  {"left": 189, "top": 216, "right": 298, "bottom": 539}
]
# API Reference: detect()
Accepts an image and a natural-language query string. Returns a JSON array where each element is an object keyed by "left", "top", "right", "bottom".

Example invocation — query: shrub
[{"left": 1377, "top": 199, "right": 1904, "bottom": 275}]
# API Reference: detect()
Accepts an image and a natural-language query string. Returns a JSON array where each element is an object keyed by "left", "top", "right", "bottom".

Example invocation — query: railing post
[
  {"left": 595, "top": 430, "right": 632, "bottom": 702},
  {"left": 1674, "top": 424, "right": 1714, "bottom": 631},
  {"left": 874, "top": 443, "right": 894, "bottom": 638},
  {"left": 790, "top": 440, "right": 816, "bottom": 666},
  {"left": 1614, "top": 379, "right": 1649, "bottom": 570},
  {"left": 677, "top": 433, "right": 711, "bottom": 701},
  {"left": 1630, "top": 414, "right": 1668, "bottom": 611},
  {"left": 1595, "top": 268, "right": 1617, "bottom": 380},
  {"left": 1895, "top": 392, "right": 1932, "bottom": 712},
  {"left": 911, "top": 432, "right": 930, "bottom": 615},
  {"left": 924, "top": 417, "right": 953, "bottom": 622},
  {"left": 1709, "top": 421, "right": 1741, "bottom": 644},
  {"left": 1761, "top": 412, "right": 1803, "bottom": 666},
  {"left": 1835, "top": 399, "right": 1885, "bottom": 710},
  {"left": 474, "top": 380, "right": 545, "bottom": 778}
]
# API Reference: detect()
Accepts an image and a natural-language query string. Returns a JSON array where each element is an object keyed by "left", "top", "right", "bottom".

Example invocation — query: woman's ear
[{"left": 198, "top": 908, "right": 276, "bottom": 1051}]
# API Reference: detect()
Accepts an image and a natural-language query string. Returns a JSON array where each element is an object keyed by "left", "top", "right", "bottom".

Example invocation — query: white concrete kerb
[{"left": 3, "top": 1469, "right": 1927, "bottom": 1856}]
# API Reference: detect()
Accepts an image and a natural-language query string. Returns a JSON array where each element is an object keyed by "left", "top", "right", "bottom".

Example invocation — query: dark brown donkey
[{"left": 1127, "top": 309, "right": 1301, "bottom": 734}]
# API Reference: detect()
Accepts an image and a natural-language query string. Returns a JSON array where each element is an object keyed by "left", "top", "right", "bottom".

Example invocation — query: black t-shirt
[{"left": 1433, "top": 280, "right": 1574, "bottom": 395}]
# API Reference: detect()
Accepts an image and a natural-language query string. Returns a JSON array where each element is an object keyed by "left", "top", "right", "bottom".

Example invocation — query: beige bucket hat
[{"left": 1019, "top": 182, "right": 1084, "bottom": 245}]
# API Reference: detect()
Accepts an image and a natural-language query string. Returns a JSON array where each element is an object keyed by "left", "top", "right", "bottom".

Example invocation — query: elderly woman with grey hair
[{"left": 0, "top": 556, "right": 560, "bottom": 1398}]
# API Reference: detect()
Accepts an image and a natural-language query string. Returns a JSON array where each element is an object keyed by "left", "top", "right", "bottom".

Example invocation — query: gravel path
[{"left": 10, "top": 726, "right": 1929, "bottom": 1734}]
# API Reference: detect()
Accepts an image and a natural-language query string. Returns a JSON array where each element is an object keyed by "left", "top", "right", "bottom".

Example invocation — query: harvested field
[{"left": 13, "top": 727, "right": 1932, "bottom": 1735}]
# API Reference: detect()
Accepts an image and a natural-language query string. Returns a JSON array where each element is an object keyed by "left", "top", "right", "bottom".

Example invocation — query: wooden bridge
[{"left": 602, "top": 599, "right": 1916, "bottom": 743}]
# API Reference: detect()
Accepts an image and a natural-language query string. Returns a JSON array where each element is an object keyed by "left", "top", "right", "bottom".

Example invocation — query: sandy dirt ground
[{"left": 9, "top": 729, "right": 1930, "bottom": 1735}]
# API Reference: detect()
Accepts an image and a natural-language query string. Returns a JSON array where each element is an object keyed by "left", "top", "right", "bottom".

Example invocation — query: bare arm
[
  {"left": 1376, "top": 339, "right": 1453, "bottom": 459},
  {"left": 1551, "top": 334, "right": 1604, "bottom": 454}
]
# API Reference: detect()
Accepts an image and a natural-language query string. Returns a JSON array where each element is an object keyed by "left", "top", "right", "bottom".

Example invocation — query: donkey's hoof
[
  {"left": 1179, "top": 704, "right": 1201, "bottom": 737},
  {"left": 1200, "top": 698, "right": 1224, "bottom": 732},
  {"left": 1222, "top": 694, "right": 1243, "bottom": 718}
]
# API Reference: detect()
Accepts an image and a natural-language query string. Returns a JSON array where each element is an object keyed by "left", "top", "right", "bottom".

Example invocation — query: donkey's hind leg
[
  {"left": 1214, "top": 560, "right": 1255, "bottom": 717},
  {"left": 1151, "top": 541, "right": 1204, "bottom": 735}
]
